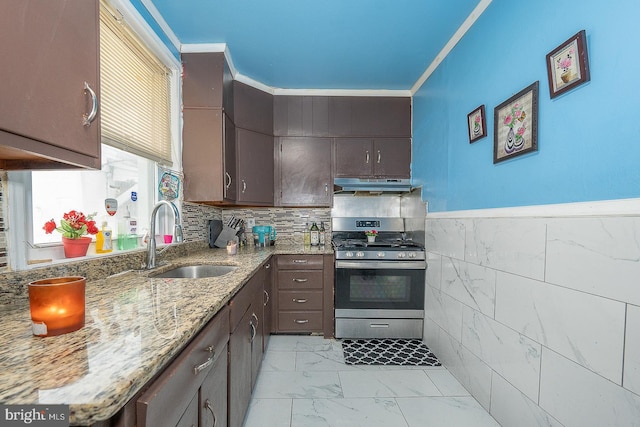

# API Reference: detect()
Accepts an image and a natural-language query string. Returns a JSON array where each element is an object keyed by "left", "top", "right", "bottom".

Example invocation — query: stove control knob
[
  {"left": 345, "top": 251, "right": 354, "bottom": 258},
  {"left": 397, "top": 252, "right": 406, "bottom": 258},
  {"left": 408, "top": 252, "right": 417, "bottom": 259},
  {"left": 356, "top": 251, "right": 365, "bottom": 258},
  {"left": 377, "top": 252, "right": 385, "bottom": 258}
]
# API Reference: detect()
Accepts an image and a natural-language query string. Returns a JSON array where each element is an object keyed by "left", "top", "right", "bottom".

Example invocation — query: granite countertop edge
[{"left": 0, "top": 244, "right": 333, "bottom": 425}]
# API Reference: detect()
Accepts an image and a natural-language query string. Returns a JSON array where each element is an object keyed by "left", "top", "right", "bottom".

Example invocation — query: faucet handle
[{"left": 174, "top": 224, "right": 184, "bottom": 243}]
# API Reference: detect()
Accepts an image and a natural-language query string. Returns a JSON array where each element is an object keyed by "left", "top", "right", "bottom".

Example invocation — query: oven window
[
  {"left": 350, "top": 275, "right": 411, "bottom": 303},
  {"left": 336, "top": 267, "right": 425, "bottom": 310}
]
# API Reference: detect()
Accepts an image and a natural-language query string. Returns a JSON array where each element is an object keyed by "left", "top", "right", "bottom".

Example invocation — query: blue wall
[{"left": 412, "top": 0, "right": 640, "bottom": 212}]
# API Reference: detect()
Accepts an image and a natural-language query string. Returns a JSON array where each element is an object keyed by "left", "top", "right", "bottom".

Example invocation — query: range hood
[{"left": 334, "top": 177, "right": 412, "bottom": 193}]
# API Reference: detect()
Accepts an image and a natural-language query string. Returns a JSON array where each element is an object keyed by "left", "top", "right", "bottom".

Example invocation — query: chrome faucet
[{"left": 146, "top": 200, "right": 183, "bottom": 269}]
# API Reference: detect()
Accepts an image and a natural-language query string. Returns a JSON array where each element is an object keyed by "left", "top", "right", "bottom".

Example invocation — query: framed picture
[
  {"left": 493, "top": 81, "right": 539, "bottom": 164},
  {"left": 467, "top": 105, "right": 487, "bottom": 143},
  {"left": 546, "top": 30, "right": 590, "bottom": 99}
]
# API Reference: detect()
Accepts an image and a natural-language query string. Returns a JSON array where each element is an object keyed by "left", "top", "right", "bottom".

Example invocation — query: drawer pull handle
[
  {"left": 83, "top": 82, "right": 98, "bottom": 127},
  {"left": 264, "top": 289, "right": 270, "bottom": 306},
  {"left": 293, "top": 298, "right": 308, "bottom": 303},
  {"left": 193, "top": 345, "right": 215, "bottom": 374},
  {"left": 205, "top": 399, "right": 217, "bottom": 427},
  {"left": 293, "top": 278, "right": 308, "bottom": 283},
  {"left": 251, "top": 312, "right": 259, "bottom": 328},
  {"left": 294, "top": 319, "right": 309, "bottom": 324},
  {"left": 370, "top": 323, "right": 390, "bottom": 328},
  {"left": 293, "top": 259, "right": 308, "bottom": 263}
]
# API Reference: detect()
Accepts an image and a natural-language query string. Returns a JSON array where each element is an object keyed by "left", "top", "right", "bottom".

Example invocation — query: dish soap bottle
[
  {"left": 310, "top": 222, "right": 320, "bottom": 246},
  {"left": 96, "top": 221, "right": 113, "bottom": 253}
]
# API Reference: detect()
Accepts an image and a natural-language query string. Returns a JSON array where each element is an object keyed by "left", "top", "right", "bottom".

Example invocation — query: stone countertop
[{"left": 0, "top": 244, "right": 332, "bottom": 425}]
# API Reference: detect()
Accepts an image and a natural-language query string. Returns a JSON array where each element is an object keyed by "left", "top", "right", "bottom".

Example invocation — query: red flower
[
  {"left": 43, "top": 219, "right": 57, "bottom": 234},
  {"left": 43, "top": 210, "right": 98, "bottom": 239}
]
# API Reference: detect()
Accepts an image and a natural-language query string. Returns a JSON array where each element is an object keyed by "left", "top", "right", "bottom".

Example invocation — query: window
[{"left": 7, "top": 0, "right": 180, "bottom": 270}]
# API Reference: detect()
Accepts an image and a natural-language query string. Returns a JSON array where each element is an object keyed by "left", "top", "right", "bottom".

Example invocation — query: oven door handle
[{"left": 335, "top": 260, "right": 426, "bottom": 270}]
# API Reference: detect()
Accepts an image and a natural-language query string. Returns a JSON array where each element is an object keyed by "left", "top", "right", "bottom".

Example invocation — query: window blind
[{"left": 100, "top": 2, "right": 172, "bottom": 165}]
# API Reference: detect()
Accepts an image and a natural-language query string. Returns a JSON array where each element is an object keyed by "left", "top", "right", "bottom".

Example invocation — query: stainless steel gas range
[{"left": 332, "top": 217, "right": 427, "bottom": 339}]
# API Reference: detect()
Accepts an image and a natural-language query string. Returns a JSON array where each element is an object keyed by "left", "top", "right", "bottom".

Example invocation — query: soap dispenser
[{"left": 96, "top": 221, "right": 113, "bottom": 253}]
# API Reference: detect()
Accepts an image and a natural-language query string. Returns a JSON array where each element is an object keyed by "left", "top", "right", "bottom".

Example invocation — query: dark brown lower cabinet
[
  {"left": 136, "top": 306, "right": 229, "bottom": 427},
  {"left": 228, "top": 263, "right": 268, "bottom": 427}
]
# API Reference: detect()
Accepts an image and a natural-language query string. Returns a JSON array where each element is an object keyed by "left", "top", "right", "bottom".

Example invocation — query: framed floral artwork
[
  {"left": 546, "top": 30, "right": 590, "bottom": 99},
  {"left": 493, "top": 81, "right": 539, "bottom": 164},
  {"left": 467, "top": 105, "right": 487, "bottom": 143}
]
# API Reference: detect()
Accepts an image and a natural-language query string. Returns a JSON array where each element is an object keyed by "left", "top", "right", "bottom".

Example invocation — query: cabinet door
[
  {"left": 250, "top": 296, "right": 264, "bottom": 388},
  {"left": 229, "top": 308, "right": 253, "bottom": 427},
  {"left": 200, "top": 343, "right": 228, "bottom": 427},
  {"left": 182, "top": 52, "right": 225, "bottom": 108},
  {"left": 278, "top": 137, "right": 332, "bottom": 206},
  {"left": 233, "top": 81, "right": 273, "bottom": 135},
  {"left": 263, "top": 260, "right": 274, "bottom": 350},
  {"left": 223, "top": 114, "right": 237, "bottom": 201},
  {"left": 334, "top": 138, "right": 372, "bottom": 177},
  {"left": 176, "top": 393, "right": 198, "bottom": 427},
  {"left": 373, "top": 138, "right": 411, "bottom": 178},
  {"left": 0, "top": 0, "right": 100, "bottom": 168},
  {"left": 236, "top": 129, "right": 274, "bottom": 205},
  {"left": 183, "top": 109, "right": 224, "bottom": 203}
]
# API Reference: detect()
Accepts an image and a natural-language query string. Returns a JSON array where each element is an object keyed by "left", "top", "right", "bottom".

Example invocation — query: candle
[{"left": 28, "top": 277, "right": 86, "bottom": 337}]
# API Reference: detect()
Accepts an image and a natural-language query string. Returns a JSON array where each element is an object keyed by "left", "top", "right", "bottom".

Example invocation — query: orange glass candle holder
[{"left": 28, "top": 276, "right": 86, "bottom": 337}]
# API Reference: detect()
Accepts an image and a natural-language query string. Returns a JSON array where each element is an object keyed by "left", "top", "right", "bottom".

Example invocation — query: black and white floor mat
[{"left": 341, "top": 339, "right": 441, "bottom": 366}]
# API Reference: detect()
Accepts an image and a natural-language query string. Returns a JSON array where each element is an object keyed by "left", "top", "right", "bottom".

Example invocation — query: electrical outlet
[{"left": 247, "top": 218, "right": 256, "bottom": 228}]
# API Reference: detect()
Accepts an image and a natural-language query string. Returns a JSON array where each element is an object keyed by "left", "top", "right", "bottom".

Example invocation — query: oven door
[{"left": 335, "top": 260, "right": 425, "bottom": 317}]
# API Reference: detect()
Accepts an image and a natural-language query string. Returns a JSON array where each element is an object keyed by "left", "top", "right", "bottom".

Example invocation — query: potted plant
[
  {"left": 43, "top": 210, "right": 99, "bottom": 258},
  {"left": 365, "top": 229, "right": 378, "bottom": 243}
]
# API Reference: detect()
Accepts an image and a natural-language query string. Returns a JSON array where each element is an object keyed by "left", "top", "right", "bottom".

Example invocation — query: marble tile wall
[{"left": 423, "top": 213, "right": 640, "bottom": 426}]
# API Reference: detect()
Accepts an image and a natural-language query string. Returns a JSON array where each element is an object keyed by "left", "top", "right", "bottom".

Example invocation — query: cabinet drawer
[
  {"left": 278, "top": 311, "right": 323, "bottom": 332},
  {"left": 276, "top": 254, "right": 323, "bottom": 270},
  {"left": 277, "top": 271, "right": 323, "bottom": 290},
  {"left": 137, "top": 306, "right": 230, "bottom": 427},
  {"left": 278, "top": 290, "right": 323, "bottom": 310},
  {"left": 229, "top": 272, "right": 263, "bottom": 332}
]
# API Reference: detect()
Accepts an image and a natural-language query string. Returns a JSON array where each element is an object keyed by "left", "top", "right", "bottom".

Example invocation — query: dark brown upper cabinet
[
  {"left": 330, "top": 97, "right": 411, "bottom": 137},
  {"left": 334, "top": 137, "right": 411, "bottom": 178},
  {"left": 0, "top": 0, "right": 101, "bottom": 170},
  {"left": 182, "top": 52, "right": 233, "bottom": 112},
  {"left": 277, "top": 137, "right": 332, "bottom": 207},
  {"left": 233, "top": 81, "right": 273, "bottom": 135},
  {"left": 234, "top": 129, "right": 274, "bottom": 205},
  {"left": 274, "top": 96, "right": 330, "bottom": 137}
]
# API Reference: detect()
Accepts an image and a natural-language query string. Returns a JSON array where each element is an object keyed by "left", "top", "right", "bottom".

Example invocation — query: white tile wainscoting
[{"left": 423, "top": 202, "right": 640, "bottom": 427}]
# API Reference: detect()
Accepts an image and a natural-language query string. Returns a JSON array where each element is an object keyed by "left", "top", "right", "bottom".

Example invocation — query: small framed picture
[
  {"left": 467, "top": 105, "right": 487, "bottom": 143},
  {"left": 546, "top": 30, "right": 590, "bottom": 99},
  {"left": 493, "top": 81, "right": 539, "bottom": 164}
]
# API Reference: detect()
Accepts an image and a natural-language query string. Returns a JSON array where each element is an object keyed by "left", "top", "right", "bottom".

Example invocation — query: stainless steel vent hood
[{"left": 334, "top": 177, "right": 412, "bottom": 193}]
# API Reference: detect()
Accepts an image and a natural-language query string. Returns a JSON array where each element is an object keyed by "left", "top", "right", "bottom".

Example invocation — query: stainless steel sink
[{"left": 151, "top": 265, "right": 238, "bottom": 279}]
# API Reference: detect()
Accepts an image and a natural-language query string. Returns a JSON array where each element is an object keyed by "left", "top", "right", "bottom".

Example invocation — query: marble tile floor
[{"left": 243, "top": 335, "right": 501, "bottom": 427}]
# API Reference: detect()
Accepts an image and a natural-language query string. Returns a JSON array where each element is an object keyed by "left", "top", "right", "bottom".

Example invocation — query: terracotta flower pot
[{"left": 62, "top": 236, "right": 92, "bottom": 258}]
